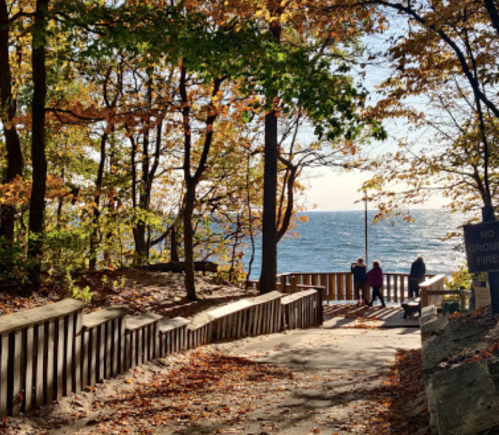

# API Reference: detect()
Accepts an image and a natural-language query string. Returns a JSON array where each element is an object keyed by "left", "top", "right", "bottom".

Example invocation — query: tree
[
  {"left": 358, "top": 0, "right": 499, "bottom": 312},
  {"left": 0, "top": 0, "right": 25, "bottom": 242},
  {"left": 27, "top": 0, "right": 49, "bottom": 286}
]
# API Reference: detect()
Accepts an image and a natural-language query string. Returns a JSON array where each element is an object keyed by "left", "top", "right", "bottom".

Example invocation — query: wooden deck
[{"left": 323, "top": 303, "right": 420, "bottom": 328}]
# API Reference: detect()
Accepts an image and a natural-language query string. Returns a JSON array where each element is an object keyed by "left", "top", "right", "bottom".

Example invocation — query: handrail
[{"left": 247, "top": 271, "right": 437, "bottom": 304}]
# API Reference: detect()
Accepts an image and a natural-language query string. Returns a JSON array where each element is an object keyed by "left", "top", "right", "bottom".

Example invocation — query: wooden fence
[
  {"left": 248, "top": 272, "right": 434, "bottom": 304},
  {"left": 0, "top": 287, "right": 322, "bottom": 418},
  {"left": 420, "top": 274, "right": 471, "bottom": 310}
]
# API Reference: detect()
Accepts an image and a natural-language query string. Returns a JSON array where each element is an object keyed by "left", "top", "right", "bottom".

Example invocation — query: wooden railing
[
  {"left": 248, "top": 272, "right": 435, "bottom": 304},
  {"left": 0, "top": 288, "right": 322, "bottom": 418},
  {"left": 420, "top": 274, "right": 471, "bottom": 310}
]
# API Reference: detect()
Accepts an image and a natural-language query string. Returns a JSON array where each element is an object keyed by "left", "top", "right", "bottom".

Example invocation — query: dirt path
[{"left": 3, "top": 325, "right": 428, "bottom": 435}]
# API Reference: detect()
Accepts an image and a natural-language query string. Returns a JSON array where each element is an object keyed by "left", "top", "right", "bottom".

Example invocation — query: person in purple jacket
[{"left": 367, "top": 261, "right": 386, "bottom": 308}]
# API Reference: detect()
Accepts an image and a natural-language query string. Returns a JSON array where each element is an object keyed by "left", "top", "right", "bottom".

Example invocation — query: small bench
[{"left": 402, "top": 297, "right": 421, "bottom": 319}]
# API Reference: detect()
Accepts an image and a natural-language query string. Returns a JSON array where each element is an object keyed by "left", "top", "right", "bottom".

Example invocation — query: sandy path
[{"left": 4, "top": 326, "right": 422, "bottom": 435}]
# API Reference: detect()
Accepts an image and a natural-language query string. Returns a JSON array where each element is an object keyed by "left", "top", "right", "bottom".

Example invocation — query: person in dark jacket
[
  {"left": 367, "top": 261, "right": 386, "bottom": 308},
  {"left": 351, "top": 258, "right": 369, "bottom": 305},
  {"left": 409, "top": 256, "right": 426, "bottom": 298}
]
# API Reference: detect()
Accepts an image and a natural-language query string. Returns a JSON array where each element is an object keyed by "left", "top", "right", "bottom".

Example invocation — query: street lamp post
[{"left": 364, "top": 189, "right": 368, "bottom": 266}]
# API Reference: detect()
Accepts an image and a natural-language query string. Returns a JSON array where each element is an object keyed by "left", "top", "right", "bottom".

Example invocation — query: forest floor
[
  {"left": 0, "top": 269, "right": 259, "bottom": 318},
  {"left": 0, "top": 270, "right": 431, "bottom": 435}
]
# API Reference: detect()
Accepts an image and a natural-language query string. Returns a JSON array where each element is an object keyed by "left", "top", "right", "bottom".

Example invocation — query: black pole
[
  {"left": 482, "top": 205, "right": 499, "bottom": 315},
  {"left": 364, "top": 190, "right": 368, "bottom": 266}
]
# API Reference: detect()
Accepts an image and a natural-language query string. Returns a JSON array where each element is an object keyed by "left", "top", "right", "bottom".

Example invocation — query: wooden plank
[
  {"left": 65, "top": 314, "right": 74, "bottom": 396},
  {"left": 124, "top": 332, "right": 131, "bottom": 371},
  {"left": 46, "top": 320, "right": 55, "bottom": 402},
  {"left": 385, "top": 275, "right": 392, "bottom": 302},
  {"left": 73, "top": 312, "right": 83, "bottom": 394},
  {"left": 419, "top": 274, "right": 446, "bottom": 288},
  {"left": 399, "top": 276, "right": 405, "bottom": 303},
  {"left": 24, "top": 326, "right": 34, "bottom": 412},
  {"left": 338, "top": 274, "right": 344, "bottom": 300},
  {"left": 98, "top": 324, "right": 105, "bottom": 383},
  {"left": 125, "top": 313, "right": 163, "bottom": 332},
  {"left": 207, "top": 300, "right": 253, "bottom": 319},
  {"left": 345, "top": 274, "right": 353, "bottom": 301},
  {"left": 82, "top": 307, "right": 128, "bottom": 330},
  {"left": 35, "top": 325, "right": 44, "bottom": 407},
  {"left": 173, "top": 329, "right": 178, "bottom": 353},
  {"left": 105, "top": 320, "right": 112, "bottom": 378},
  {"left": 137, "top": 329, "right": 143, "bottom": 365},
  {"left": 326, "top": 274, "right": 333, "bottom": 302},
  {"left": 119, "top": 318, "right": 125, "bottom": 374},
  {"left": 12, "top": 330, "right": 22, "bottom": 415},
  {"left": 393, "top": 277, "right": 398, "bottom": 304},
  {"left": 0, "top": 300, "right": 87, "bottom": 336},
  {"left": 89, "top": 328, "right": 97, "bottom": 386},
  {"left": 81, "top": 329, "right": 88, "bottom": 392},
  {"left": 153, "top": 323, "right": 159, "bottom": 359},
  {"left": 143, "top": 325, "right": 150, "bottom": 362},
  {"left": 159, "top": 318, "right": 190, "bottom": 333},
  {"left": 130, "top": 331, "right": 136, "bottom": 369},
  {"left": 281, "top": 289, "right": 317, "bottom": 304},
  {"left": 269, "top": 301, "right": 275, "bottom": 333},
  {"left": 280, "top": 276, "right": 287, "bottom": 293},
  {"left": 55, "top": 317, "right": 65, "bottom": 401},
  {"left": 312, "top": 274, "right": 318, "bottom": 286},
  {"left": 302, "top": 274, "right": 309, "bottom": 286},
  {"left": 0, "top": 334, "right": 8, "bottom": 417},
  {"left": 112, "top": 318, "right": 119, "bottom": 377},
  {"left": 250, "top": 291, "right": 283, "bottom": 304}
]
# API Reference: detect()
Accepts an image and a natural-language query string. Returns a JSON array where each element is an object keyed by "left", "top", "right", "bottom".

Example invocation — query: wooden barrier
[
  {"left": 186, "top": 313, "right": 212, "bottom": 349},
  {"left": 0, "top": 299, "right": 86, "bottom": 417},
  {"left": 277, "top": 272, "right": 434, "bottom": 303},
  {"left": 420, "top": 274, "right": 470, "bottom": 310},
  {"left": 281, "top": 289, "right": 321, "bottom": 330},
  {"left": 208, "top": 300, "right": 254, "bottom": 341},
  {"left": 0, "top": 286, "right": 323, "bottom": 418},
  {"left": 81, "top": 307, "right": 128, "bottom": 388},
  {"left": 158, "top": 317, "right": 190, "bottom": 356},
  {"left": 125, "top": 313, "right": 162, "bottom": 370},
  {"left": 247, "top": 291, "right": 283, "bottom": 335}
]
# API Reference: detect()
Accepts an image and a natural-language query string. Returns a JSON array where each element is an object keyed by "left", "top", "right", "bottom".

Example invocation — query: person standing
[
  {"left": 367, "top": 261, "right": 386, "bottom": 308},
  {"left": 409, "top": 256, "right": 426, "bottom": 298},
  {"left": 351, "top": 258, "right": 369, "bottom": 305}
]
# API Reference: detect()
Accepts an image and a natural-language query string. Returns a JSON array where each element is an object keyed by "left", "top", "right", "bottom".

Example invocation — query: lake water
[{"left": 244, "top": 209, "right": 466, "bottom": 279}]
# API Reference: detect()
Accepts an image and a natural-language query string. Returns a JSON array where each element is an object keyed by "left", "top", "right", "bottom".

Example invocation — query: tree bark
[
  {"left": 170, "top": 226, "right": 179, "bottom": 262},
  {"left": 89, "top": 132, "right": 108, "bottom": 271},
  {"left": 28, "top": 0, "right": 49, "bottom": 286},
  {"left": 183, "top": 186, "right": 197, "bottom": 300},
  {"left": 259, "top": 22, "right": 281, "bottom": 294},
  {"left": 0, "top": 0, "right": 23, "bottom": 242}
]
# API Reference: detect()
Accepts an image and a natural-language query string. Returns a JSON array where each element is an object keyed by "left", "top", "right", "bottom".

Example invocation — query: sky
[
  {"left": 299, "top": 16, "right": 449, "bottom": 213},
  {"left": 302, "top": 167, "right": 447, "bottom": 211}
]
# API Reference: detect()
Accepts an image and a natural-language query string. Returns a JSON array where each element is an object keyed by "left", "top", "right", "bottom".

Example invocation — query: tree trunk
[
  {"left": 89, "top": 132, "right": 108, "bottom": 271},
  {"left": 0, "top": 0, "right": 23, "bottom": 242},
  {"left": 171, "top": 226, "right": 179, "bottom": 262},
  {"left": 259, "top": 22, "right": 281, "bottom": 294},
  {"left": 183, "top": 186, "right": 197, "bottom": 301},
  {"left": 179, "top": 60, "right": 221, "bottom": 301},
  {"left": 133, "top": 130, "right": 150, "bottom": 265},
  {"left": 28, "top": 0, "right": 49, "bottom": 286}
]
